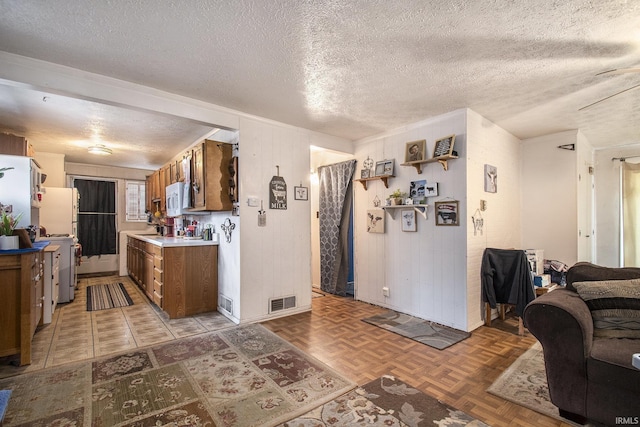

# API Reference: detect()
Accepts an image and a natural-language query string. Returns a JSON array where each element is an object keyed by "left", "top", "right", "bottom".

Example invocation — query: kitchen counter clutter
[{"left": 127, "top": 234, "right": 219, "bottom": 319}]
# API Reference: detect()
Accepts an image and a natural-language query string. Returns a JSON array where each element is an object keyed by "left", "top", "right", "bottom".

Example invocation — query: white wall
[
  {"left": 521, "top": 131, "right": 580, "bottom": 266},
  {"left": 179, "top": 211, "right": 241, "bottom": 323},
  {"left": 465, "top": 110, "right": 522, "bottom": 330},
  {"left": 237, "top": 116, "right": 352, "bottom": 323},
  {"left": 593, "top": 145, "right": 640, "bottom": 267},
  {"left": 352, "top": 109, "right": 468, "bottom": 330}
]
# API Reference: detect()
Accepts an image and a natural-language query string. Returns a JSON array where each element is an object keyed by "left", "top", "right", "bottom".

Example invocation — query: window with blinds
[{"left": 126, "top": 180, "right": 147, "bottom": 222}]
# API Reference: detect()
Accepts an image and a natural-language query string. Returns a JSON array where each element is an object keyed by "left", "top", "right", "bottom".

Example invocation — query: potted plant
[
  {"left": 388, "top": 189, "right": 408, "bottom": 206},
  {"left": 0, "top": 210, "right": 23, "bottom": 250}
]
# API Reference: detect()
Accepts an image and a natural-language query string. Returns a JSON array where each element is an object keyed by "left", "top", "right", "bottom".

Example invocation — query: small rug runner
[
  {"left": 86, "top": 282, "right": 134, "bottom": 311},
  {"left": 362, "top": 311, "right": 470, "bottom": 350},
  {"left": 0, "top": 324, "right": 355, "bottom": 427},
  {"left": 282, "top": 374, "right": 489, "bottom": 426},
  {"left": 487, "top": 342, "right": 581, "bottom": 425}
]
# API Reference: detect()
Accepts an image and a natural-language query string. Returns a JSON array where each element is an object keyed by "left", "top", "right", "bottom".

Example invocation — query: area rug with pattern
[
  {"left": 86, "top": 282, "right": 134, "bottom": 311},
  {"left": 0, "top": 324, "right": 355, "bottom": 427},
  {"left": 487, "top": 342, "right": 581, "bottom": 426},
  {"left": 281, "top": 374, "right": 489, "bottom": 426},
  {"left": 362, "top": 311, "right": 471, "bottom": 350}
]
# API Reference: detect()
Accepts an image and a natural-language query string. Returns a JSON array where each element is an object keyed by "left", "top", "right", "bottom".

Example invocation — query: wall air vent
[
  {"left": 269, "top": 295, "right": 296, "bottom": 313},
  {"left": 219, "top": 295, "right": 233, "bottom": 316}
]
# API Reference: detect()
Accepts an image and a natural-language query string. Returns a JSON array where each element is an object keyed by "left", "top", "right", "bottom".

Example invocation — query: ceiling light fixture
[{"left": 88, "top": 144, "right": 112, "bottom": 155}]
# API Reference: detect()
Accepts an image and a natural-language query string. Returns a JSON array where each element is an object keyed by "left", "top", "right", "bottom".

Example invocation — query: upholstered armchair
[{"left": 524, "top": 263, "right": 640, "bottom": 426}]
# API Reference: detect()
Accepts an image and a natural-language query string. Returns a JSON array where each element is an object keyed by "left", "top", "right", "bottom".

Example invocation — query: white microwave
[{"left": 165, "top": 181, "right": 190, "bottom": 217}]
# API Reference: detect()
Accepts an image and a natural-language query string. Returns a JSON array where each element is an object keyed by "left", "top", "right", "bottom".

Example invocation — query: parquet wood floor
[
  {"left": 2, "top": 274, "right": 573, "bottom": 426},
  {"left": 263, "top": 292, "right": 574, "bottom": 427}
]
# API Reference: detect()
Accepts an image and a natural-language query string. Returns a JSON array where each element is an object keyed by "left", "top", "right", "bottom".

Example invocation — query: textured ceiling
[{"left": 0, "top": 0, "right": 639, "bottom": 169}]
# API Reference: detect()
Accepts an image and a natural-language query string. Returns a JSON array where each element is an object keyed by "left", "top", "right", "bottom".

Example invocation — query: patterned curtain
[{"left": 319, "top": 159, "right": 356, "bottom": 295}]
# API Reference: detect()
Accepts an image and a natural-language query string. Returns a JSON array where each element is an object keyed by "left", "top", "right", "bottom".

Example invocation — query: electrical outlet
[{"left": 382, "top": 287, "right": 390, "bottom": 297}]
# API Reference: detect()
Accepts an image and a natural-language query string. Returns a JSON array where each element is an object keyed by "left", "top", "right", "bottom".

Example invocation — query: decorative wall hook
[{"left": 221, "top": 218, "right": 236, "bottom": 243}]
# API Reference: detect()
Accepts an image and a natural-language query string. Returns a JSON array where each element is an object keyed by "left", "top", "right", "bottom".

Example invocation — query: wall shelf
[
  {"left": 401, "top": 154, "right": 459, "bottom": 174},
  {"left": 382, "top": 204, "right": 429, "bottom": 219},
  {"left": 354, "top": 175, "right": 394, "bottom": 190}
]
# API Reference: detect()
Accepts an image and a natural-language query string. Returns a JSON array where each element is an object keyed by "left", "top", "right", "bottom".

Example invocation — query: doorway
[
  {"left": 621, "top": 159, "right": 640, "bottom": 267},
  {"left": 73, "top": 177, "right": 119, "bottom": 274},
  {"left": 309, "top": 147, "right": 355, "bottom": 295}
]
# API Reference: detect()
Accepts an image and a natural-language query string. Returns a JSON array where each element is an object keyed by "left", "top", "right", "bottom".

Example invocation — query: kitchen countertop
[
  {"left": 0, "top": 240, "right": 50, "bottom": 254},
  {"left": 130, "top": 233, "right": 219, "bottom": 247}
]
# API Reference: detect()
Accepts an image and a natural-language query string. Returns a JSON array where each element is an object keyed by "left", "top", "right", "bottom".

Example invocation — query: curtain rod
[{"left": 612, "top": 155, "right": 640, "bottom": 162}]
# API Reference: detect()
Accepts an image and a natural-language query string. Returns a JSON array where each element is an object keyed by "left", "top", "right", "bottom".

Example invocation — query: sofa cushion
[
  {"left": 566, "top": 262, "right": 640, "bottom": 292},
  {"left": 573, "top": 279, "right": 640, "bottom": 338}
]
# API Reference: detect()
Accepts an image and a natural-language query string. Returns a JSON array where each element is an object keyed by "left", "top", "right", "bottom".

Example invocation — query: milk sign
[{"left": 269, "top": 175, "right": 287, "bottom": 210}]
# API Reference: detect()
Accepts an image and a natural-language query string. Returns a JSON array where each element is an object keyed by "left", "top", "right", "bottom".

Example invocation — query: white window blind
[{"left": 125, "top": 180, "right": 147, "bottom": 222}]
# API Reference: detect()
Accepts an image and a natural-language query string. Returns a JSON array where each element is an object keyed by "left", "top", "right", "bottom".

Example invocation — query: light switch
[{"left": 247, "top": 197, "right": 259, "bottom": 207}]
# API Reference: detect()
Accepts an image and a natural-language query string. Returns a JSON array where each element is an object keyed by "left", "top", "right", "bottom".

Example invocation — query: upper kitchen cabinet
[
  {"left": 0, "top": 133, "right": 35, "bottom": 157},
  {"left": 158, "top": 166, "right": 167, "bottom": 212},
  {"left": 145, "top": 170, "right": 162, "bottom": 214},
  {"left": 189, "top": 140, "right": 233, "bottom": 212}
]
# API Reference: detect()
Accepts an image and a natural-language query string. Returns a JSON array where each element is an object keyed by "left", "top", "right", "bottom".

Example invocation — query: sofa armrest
[{"left": 523, "top": 289, "right": 594, "bottom": 417}]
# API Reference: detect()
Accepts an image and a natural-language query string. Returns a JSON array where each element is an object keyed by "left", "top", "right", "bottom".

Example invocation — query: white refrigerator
[
  {"left": 39, "top": 187, "right": 79, "bottom": 303},
  {"left": 39, "top": 187, "right": 78, "bottom": 236}
]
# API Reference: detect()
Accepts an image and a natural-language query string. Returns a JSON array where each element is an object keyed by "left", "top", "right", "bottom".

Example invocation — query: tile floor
[{"left": 0, "top": 274, "right": 235, "bottom": 379}]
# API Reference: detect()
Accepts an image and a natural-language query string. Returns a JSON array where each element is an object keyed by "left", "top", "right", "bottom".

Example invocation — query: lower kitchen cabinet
[
  {"left": 127, "top": 236, "right": 218, "bottom": 319},
  {"left": 0, "top": 249, "right": 44, "bottom": 366},
  {"left": 43, "top": 244, "right": 61, "bottom": 324}
]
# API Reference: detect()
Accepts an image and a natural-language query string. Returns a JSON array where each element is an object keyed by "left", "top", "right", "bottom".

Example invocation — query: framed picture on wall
[
  {"left": 375, "top": 159, "right": 394, "bottom": 177},
  {"left": 404, "top": 139, "right": 426, "bottom": 163},
  {"left": 425, "top": 182, "right": 439, "bottom": 197},
  {"left": 409, "top": 180, "right": 426, "bottom": 199},
  {"left": 294, "top": 186, "right": 308, "bottom": 200},
  {"left": 433, "top": 134, "right": 456, "bottom": 157},
  {"left": 484, "top": 164, "right": 497, "bottom": 193},
  {"left": 434, "top": 201, "right": 459, "bottom": 226},
  {"left": 367, "top": 209, "right": 385, "bottom": 233},
  {"left": 401, "top": 209, "right": 417, "bottom": 232}
]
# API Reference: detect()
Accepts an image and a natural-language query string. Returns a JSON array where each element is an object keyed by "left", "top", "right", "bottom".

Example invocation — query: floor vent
[
  {"left": 269, "top": 295, "right": 296, "bottom": 313},
  {"left": 219, "top": 295, "right": 233, "bottom": 315}
]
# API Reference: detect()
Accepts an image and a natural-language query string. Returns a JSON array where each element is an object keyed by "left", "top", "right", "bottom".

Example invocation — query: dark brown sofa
[{"left": 523, "top": 262, "right": 640, "bottom": 426}]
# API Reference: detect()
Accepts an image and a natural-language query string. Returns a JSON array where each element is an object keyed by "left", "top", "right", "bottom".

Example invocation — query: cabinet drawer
[
  {"left": 153, "top": 268, "right": 163, "bottom": 283},
  {"left": 152, "top": 246, "right": 162, "bottom": 257},
  {"left": 153, "top": 279, "right": 163, "bottom": 295},
  {"left": 152, "top": 290, "right": 163, "bottom": 307}
]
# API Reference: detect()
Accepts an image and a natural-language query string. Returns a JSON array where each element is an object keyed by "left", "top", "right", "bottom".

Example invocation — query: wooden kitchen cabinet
[
  {"left": 145, "top": 170, "right": 162, "bottom": 213},
  {"left": 145, "top": 174, "right": 153, "bottom": 213},
  {"left": 127, "top": 237, "right": 155, "bottom": 299},
  {"left": 43, "top": 244, "right": 61, "bottom": 324},
  {"left": 152, "top": 245, "right": 163, "bottom": 307},
  {"left": 0, "top": 132, "right": 35, "bottom": 156},
  {"left": 190, "top": 140, "right": 233, "bottom": 211},
  {"left": 0, "top": 249, "right": 44, "bottom": 366},
  {"left": 158, "top": 167, "right": 167, "bottom": 212},
  {"left": 127, "top": 236, "right": 218, "bottom": 319},
  {"left": 143, "top": 244, "right": 155, "bottom": 299},
  {"left": 162, "top": 244, "right": 218, "bottom": 318}
]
